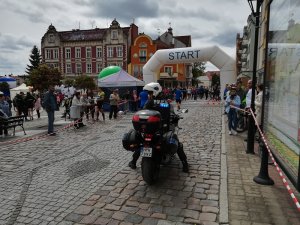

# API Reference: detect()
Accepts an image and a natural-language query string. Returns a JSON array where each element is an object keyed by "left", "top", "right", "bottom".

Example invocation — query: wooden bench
[{"left": 0, "top": 115, "right": 27, "bottom": 136}]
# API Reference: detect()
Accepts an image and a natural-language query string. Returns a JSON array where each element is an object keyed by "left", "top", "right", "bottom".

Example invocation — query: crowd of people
[
  {"left": 224, "top": 79, "right": 264, "bottom": 136},
  {"left": 0, "top": 83, "right": 223, "bottom": 137}
]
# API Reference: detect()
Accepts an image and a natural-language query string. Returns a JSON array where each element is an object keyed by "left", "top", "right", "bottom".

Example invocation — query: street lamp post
[{"left": 246, "top": 0, "right": 261, "bottom": 154}]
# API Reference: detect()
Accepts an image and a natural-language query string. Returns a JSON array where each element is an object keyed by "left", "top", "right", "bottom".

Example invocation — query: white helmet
[{"left": 143, "top": 82, "right": 162, "bottom": 97}]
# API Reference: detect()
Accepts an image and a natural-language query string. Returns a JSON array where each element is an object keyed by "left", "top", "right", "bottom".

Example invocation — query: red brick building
[{"left": 41, "top": 19, "right": 138, "bottom": 79}]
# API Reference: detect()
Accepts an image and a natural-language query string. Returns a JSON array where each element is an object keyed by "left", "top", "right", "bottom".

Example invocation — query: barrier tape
[
  {"left": 227, "top": 105, "right": 300, "bottom": 211},
  {"left": 1, "top": 108, "right": 99, "bottom": 146},
  {"left": 247, "top": 108, "right": 300, "bottom": 212}
]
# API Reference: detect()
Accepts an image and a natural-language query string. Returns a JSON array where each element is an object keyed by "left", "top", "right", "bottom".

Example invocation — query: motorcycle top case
[
  {"left": 163, "top": 131, "right": 179, "bottom": 154},
  {"left": 132, "top": 110, "right": 162, "bottom": 134},
  {"left": 122, "top": 129, "right": 140, "bottom": 151}
]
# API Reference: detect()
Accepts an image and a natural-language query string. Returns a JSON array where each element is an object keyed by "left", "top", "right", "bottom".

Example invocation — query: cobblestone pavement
[{"left": 0, "top": 101, "right": 224, "bottom": 225}]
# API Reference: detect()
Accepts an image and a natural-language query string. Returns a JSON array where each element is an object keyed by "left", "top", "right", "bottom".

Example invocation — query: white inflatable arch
[{"left": 143, "top": 46, "right": 236, "bottom": 98}]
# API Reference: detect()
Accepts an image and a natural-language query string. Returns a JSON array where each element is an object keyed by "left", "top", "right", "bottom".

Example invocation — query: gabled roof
[
  {"left": 59, "top": 28, "right": 106, "bottom": 41},
  {"left": 174, "top": 35, "right": 191, "bottom": 47},
  {"left": 154, "top": 38, "right": 171, "bottom": 49}
]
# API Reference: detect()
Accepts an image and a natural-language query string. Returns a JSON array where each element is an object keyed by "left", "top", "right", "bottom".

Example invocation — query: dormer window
[
  {"left": 111, "top": 30, "right": 118, "bottom": 39},
  {"left": 49, "top": 34, "right": 54, "bottom": 43}
]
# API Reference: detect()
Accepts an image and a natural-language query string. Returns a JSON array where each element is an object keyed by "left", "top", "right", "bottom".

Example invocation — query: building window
[
  {"left": 116, "top": 62, "right": 123, "bottom": 67},
  {"left": 164, "top": 66, "right": 172, "bottom": 75},
  {"left": 86, "top": 63, "right": 92, "bottom": 73},
  {"left": 111, "top": 30, "right": 118, "bottom": 39},
  {"left": 75, "top": 48, "right": 81, "bottom": 58},
  {"left": 54, "top": 49, "right": 59, "bottom": 59},
  {"left": 86, "top": 47, "right": 91, "bottom": 58},
  {"left": 96, "top": 47, "right": 102, "bottom": 58},
  {"left": 97, "top": 63, "right": 102, "bottom": 73},
  {"left": 45, "top": 49, "right": 51, "bottom": 59},
  {"left": 66, "top": 64, "right": 71, "bottom": 73},
  {"left": 76, "top": 63, "right": 82, "bottom": 73},
  {"left": 107, "top": 46, "right": 113, "bottom": 58},
  {"left": 117, "top": 46, "right": 123, "bottom": 57},
  {"left": 139, "top": 50, "right": 147, "bottom": 62},
  {"left": 139, "top": 42, "right": 147, "bottom": 48},
  {"left": 65, "top": 48, "right": 71, "bottom": 59}
]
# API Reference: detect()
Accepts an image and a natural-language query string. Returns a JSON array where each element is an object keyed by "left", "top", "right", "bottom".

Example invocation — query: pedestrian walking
[
  {"left": 42, "top": 85, "right": 59, "bottom": 136},
  {"left": 34, "top": 94, "right": 42, "bottom": 119},
  {"left": 109, "top": 89, "right": 120, "bottom": 120}
]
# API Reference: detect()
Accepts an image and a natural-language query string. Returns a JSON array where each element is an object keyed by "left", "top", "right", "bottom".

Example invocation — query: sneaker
[
  {"left": 232, "top": 130, "right": 237, "bottom": 135},
  {"left": 229, "top": 131, "right": 232, "bottom": 135},
  {"left": 48, "top": 132, "right": 56, "bottom": 136}
]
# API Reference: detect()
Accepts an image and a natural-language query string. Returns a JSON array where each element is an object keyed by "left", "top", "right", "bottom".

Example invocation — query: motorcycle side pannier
[
  {"left": 122, "top": 129, "right": 140, "bottom": 151},
  {"left": 163, "top": 131, "right": 179, "bottom": 154},
  {"left": 132, "top": 110, "right": 162, "bottom": 134}
]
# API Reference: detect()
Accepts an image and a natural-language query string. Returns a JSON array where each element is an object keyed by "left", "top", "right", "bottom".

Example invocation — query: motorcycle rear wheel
[{"left": 141, "top": 157, "right": 160, "bottom": 185}]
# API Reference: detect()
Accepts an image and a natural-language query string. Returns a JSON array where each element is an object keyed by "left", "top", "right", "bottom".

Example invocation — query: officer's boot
[
  {"left": 177, "top": 142, "right": 189, "bottom": 173},
  {"left": 128, "top": 149, "right": 140, "bottom": 169}
]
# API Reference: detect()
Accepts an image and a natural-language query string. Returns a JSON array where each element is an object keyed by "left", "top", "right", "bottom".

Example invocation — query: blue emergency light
[{"left": 159, "top": 103, "right": 170, "bottom": 108}]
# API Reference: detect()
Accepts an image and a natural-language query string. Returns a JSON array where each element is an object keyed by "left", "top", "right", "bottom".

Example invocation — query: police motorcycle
[{"left": 122, "top": 83, "right": 188, "bottom": 185}]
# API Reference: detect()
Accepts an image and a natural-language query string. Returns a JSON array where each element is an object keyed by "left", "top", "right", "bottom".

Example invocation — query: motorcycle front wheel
[{"left": 141, "top": 157, "right": 160, "bottom": 185}]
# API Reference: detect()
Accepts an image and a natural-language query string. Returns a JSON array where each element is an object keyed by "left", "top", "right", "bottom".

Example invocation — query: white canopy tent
[
  {"left": 10, "top": 83, "right": 31, "bottom": 100},
  {"left": 143, "top": 46, "right": 236, "bottom": 99},
  {"left": 98, "top": 69, "right": 145, "bottom": 87}
]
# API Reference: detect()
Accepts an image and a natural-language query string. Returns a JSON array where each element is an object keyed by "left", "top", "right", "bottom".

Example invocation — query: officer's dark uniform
[{"left": 128, "top": 93, "right": 189, "bottom": 173}]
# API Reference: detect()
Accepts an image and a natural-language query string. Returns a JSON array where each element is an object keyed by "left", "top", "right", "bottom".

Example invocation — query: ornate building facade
[
  {"left": 129, "top": 27, "right": 192, "bottom": 88},
  {"left": 41, "top": 19, "right": 138, "bottom": 79}
]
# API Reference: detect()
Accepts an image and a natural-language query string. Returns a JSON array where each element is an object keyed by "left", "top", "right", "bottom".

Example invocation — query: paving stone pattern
[
  {"left": 226, "top": 127, "right": 300, "bottom": 225},
  {"left": 62, "top": 103, "right": 223, "bottom": 225},
  {"left": 0, "top": 101, "right": 223, "bottom": 225}
]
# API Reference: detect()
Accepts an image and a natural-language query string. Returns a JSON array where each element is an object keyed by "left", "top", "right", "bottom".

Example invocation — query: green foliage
[
  {"left": 63, "top": 78, "right": 75, "bottom": 87},
  {"left": 26, "top": 45, "right": 41, "bottom": 75},
  {"left": 192, "top": 62, "right": 206, "bottom": 86},
  {"left": 29, "top": 64, "right": 62, "bottom": 91},
  {"left": 211, "top": 73, "right": 220, "bottom": 88},
  {"left": 74, "top": 75, "right": 96, "bottom": 91}
]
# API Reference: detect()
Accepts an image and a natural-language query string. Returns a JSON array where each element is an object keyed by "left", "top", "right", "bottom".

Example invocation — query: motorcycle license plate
[{"left": 141, "top": 147, "right": 152, "bottom": 157}]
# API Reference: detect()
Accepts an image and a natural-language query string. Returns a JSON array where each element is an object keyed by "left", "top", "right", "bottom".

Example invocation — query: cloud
[
  {"left": 209, "top": 28, "right": 240, "bottom": 48},
  {"left": 0, "top": 33, "right": 34, "bottom": 51},
  {"left": 86, "top": 0, "right": 159, "bottom": 24}
]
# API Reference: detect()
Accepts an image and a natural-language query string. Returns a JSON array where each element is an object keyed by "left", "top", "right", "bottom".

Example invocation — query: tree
[
  {"left": 211, "top": 73, "right": 220, "bottom": 88},
  {"left": 26, "top": 45, "right": 41, "bottom": 75},
  {"left": 74, "top": 75, "right": 96, "bottom": 92},
  {"left": 29, "top": 64, "right": 62, "bottom": 91},
  {"left": 192, "top": 62, "right": 206, "bottom": 86},
  {"left": 63, "top": 78, "right": 75, "bottom": 87},
  {"left": 0, "top": 82, "right": 9, "bottom": 95}
]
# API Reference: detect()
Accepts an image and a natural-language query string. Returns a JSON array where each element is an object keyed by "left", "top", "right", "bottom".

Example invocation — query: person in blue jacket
[
  {"left": 139, "top": 89, "right": 148, "bottom": 109},
  {"left": 225, "top": 84, "right": 241, "bottom": 135}
]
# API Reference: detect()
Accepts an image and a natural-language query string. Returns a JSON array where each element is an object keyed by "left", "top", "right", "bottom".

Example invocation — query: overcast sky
[{"left": 0, "top": 0, "right": 252, "bottom": 75}]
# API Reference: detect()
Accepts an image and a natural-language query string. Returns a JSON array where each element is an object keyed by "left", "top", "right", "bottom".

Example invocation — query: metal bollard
[{"left": 253, "top": 141, "right": 274, "bottom": 185}]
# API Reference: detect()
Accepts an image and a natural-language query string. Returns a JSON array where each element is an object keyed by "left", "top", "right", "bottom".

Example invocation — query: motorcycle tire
[
  {"left": 141, "top": 157, "right": 160, "bottom": 185},
  {"left": 236, "top": 118, "right": 247, "bottom": 133}
]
